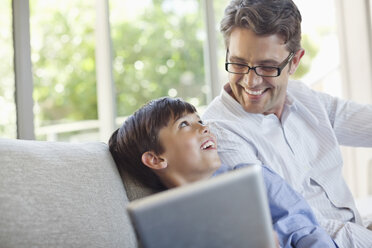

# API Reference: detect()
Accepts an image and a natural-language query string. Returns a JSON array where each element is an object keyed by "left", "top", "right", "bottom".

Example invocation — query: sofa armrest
[{"left": 0, "top": 138, "right": 137, "bottom": 248}]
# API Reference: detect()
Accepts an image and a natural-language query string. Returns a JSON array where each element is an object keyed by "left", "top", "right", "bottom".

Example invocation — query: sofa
[
  {"left": 2, "top": 138, "right": 372, "bottom": 248},
  {"left": 0, "top": 138, "right": 158, "bottom": 248}
]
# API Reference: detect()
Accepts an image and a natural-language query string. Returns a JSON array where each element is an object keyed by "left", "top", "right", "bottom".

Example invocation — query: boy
[{"left": 109, "top": 97, "right": 336, "bottom": 248}]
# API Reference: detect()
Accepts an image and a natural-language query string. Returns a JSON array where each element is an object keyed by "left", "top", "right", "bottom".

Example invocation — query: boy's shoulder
[
  {"left": 214, "top": 163, "right": 286, "bottom": 188},
  {"left": 233, "top": 164, "right": 285, "bottom": 186}
]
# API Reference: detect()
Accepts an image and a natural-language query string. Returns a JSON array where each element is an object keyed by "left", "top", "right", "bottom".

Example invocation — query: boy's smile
[{"left": 201, "top": 139, "right": 216, "bottom": 150}]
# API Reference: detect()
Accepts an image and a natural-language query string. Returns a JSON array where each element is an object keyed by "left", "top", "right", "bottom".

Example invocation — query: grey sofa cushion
[
  {"left": 121, "top": 169, "right": 160, "bottom": 201},
  {"left": 0, "top": 138, "right": 136, "bottom": 248}
]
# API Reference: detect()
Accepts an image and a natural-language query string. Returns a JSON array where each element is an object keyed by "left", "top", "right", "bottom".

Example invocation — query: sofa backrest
[{"left": 0, "top": 138, "right": 137, "bottom": 248}]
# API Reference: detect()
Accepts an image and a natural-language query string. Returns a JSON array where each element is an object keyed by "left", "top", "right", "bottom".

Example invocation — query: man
[{"left": 202, "top": 0, "right": 372, "bottom": 247}]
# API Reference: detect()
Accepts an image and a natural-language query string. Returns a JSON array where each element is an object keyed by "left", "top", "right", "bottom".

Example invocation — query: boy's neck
[{"left": 156, "top": 165, "right": 221, "bottom": 189}]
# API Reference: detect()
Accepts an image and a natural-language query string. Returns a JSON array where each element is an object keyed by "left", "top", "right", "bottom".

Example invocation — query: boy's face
[{"left": 157, "top": 112, "right": 221, "bottom": 186}]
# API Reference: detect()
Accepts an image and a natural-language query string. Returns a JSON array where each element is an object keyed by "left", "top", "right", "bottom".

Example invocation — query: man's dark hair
[
  {"left": 221, "top": 0, "right": 302, "bottom": 52},
  {"left": 109, "top": 97, "right": 197, "bottom": 190}
]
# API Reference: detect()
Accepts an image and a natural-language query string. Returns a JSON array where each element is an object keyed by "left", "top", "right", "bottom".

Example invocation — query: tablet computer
[{"left": 127, "top": 165, "right": 276, "bottom": 248}]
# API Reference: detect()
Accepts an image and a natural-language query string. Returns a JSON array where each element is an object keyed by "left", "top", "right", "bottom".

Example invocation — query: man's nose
[{"left": 242, "top": 69, "right": 262, "bottom": 88}]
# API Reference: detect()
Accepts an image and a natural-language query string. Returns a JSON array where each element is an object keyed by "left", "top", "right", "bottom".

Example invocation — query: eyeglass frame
[{"left": 225, "top": 50, "right": 295, "bottom": 77}]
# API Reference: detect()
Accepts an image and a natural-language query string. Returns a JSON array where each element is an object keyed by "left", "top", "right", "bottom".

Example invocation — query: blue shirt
[{"left": 213, "top": 164, "right": 337, "bottom": 248}]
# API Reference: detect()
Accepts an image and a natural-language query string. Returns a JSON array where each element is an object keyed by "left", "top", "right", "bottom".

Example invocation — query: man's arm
[
  {"left": 208, "top": 122, "right": 263, "bottom": 167},
  {"left": 315, "top": 90, "right": 372, "bottom": 147}
]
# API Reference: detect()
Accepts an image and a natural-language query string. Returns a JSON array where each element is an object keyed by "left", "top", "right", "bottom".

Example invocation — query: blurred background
[{"left": 1, "top": 0, "right": 371, "bottom": 208}]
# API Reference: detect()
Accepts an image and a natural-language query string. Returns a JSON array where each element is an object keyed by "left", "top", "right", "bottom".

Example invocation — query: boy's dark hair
[
  {"left": 109, "top": 97, "right": 197, "bottom": 190},
  {"left": 221, "top": 0, "right": 302, "bottom": 53}
]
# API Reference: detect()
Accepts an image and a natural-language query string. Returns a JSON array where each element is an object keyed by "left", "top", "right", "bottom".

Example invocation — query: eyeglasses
[{"left": 225, "top": 50, "right": 295, "bottom": 77}]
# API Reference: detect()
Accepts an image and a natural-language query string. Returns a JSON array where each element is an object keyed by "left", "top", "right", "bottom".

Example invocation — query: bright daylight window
[
  {"left": 6, "top": 0, "right": 372, "bottom": 210},
  {"left": 30, "top": 0, "right": 97, "bottom": 141},
  {"left": 109, "top": 0, "right": 208, "bottom": 118},
  {"left": 0, "top": 0, "right": 16, "bottom": 139},
  {"left": 369, "top": 0, "right": 372, "bottom": 195},
  {"left": 21, "top": 0, "right": 342, "bottom": 142},
  {"left": 294, "top": 0, "right": 341, "bottom": 97}
]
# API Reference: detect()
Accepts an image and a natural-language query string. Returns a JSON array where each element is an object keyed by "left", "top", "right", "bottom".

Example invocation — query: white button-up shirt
[{"left": 203, "top": 80, "right": 372, "bottom": 247}]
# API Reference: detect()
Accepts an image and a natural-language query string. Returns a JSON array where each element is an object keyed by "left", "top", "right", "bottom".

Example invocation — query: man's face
[
  {"left": 158, "top": 112, "right": 221, "bottom": 185},
  {"left": 227, "top": 27, "right": 299, "bottom": 118}
]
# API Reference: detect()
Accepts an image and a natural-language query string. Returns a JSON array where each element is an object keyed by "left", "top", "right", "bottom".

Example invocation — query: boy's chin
[{"left": 207, "top": 159, "right": 222, "bottom": 171}]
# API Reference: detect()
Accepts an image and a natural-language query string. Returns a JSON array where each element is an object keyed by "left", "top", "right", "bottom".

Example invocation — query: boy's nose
[{"left": 201, "top": 124, "right": 209, "bottom": 134}]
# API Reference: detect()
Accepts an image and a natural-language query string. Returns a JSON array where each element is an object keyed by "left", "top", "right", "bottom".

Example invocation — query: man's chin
[
  {"left": 241, "top": 104, "right": 264, "bottom": 114},
  {"left": 235, "top": 94, "right": 265, "bottom": 113}
]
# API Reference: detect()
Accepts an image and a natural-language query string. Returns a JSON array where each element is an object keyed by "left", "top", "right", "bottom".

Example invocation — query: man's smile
[{"left": 244, "top": 87, "right": 269, "bottom": 96}]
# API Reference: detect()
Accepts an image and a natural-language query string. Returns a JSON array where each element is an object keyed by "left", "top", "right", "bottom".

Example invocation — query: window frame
[
  {"left": 13, "top": 0, "right": 35, "bottom": 139},
  {"left": 335, "top": 0, "right": 372, "bottom": 198},
  {"left": 12, "top": 0, "right": 221, "bottom": 140}
]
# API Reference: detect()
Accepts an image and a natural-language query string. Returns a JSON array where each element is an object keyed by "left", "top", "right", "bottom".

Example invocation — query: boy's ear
[{"left": 141, "top": 151, "right": 168, "bottom": 170}]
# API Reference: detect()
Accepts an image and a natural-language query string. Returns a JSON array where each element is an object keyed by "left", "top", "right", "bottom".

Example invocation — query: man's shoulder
[
  {"left": 287, "top": 80, "right": 313, "bottom": 95},
  {"left": 203, "top": 86, "right": 250, "bottom": 121},
  {"left": 287, "top": 80, "right": 334, "bottom": 112},
  {"left": 203, "top": 94, "right": 229, "bottom": 119},
  {"left": 204, "top": 95, "right": 223, "bottom": 111}
]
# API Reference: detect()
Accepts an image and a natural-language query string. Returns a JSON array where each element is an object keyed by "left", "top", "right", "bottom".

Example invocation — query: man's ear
[
  {"left": 289, "top": 48, "right": 305, "bottom": 75},
  {"left": 141, "top": 151, "right": 168, "bottom": 170}
]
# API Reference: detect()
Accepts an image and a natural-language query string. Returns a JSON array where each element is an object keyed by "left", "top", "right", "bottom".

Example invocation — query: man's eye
[
  {"left": 231, "top": 64, "right": 247, "bottom": 70},
  {"left": 179, "top": 121, "right": 189, "bottom": 128},
  {"left": 258, "top": 66, "right": 277, "bottom": 72}
]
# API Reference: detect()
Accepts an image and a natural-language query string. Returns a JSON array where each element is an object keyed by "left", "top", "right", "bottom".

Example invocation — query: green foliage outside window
[
  {"left": 31, "top": 0, "right": 206, "bottom": 125},
  {"left": 30, "top": 0, "right": 97, "bottom": 125},
  {"left": 293, "top": 34, "right": 318, "bottom": 79},
  {"left": 0, "top": 0, "right": 16, "bottom": 138},
  {"left": 111, "top": 0, "right": 206, "bottom": 117}
]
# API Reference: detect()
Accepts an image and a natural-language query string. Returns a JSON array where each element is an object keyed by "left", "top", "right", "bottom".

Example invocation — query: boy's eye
[
  {"left": 179, "top": 121, "right": 189, "bottom": 128},
  {"left": 198, "top": 120, "right": 204, "bottom": 125}
]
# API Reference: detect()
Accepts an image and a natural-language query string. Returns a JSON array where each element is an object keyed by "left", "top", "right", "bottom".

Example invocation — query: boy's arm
[{"left": 260, "top": 165, "right": 337, "bottom": 248}]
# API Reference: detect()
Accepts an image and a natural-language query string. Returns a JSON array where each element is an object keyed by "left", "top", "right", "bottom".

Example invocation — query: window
[
  {"left": 294, "top": 0, "right": 341, "bottom": 97},
  {"left": 370, "top": 0, "right": 372, "bottom": 48},
  {"left": 29, "top": 0, "right": 97, "bottom": 141},
  {"left": 110, "top": 0, "right": 208, "bottom": 118},
  {"left": 6, "top": 0, "right": 372, "bottom": 200},
  {"left": 214, "top": 0, "right": 231, "bottom": 87},
  {"left": 0, "top": 0, "right": 16, "bottom": 138},
  {"left": 369, "top": 162, "right": 372, "bottom": 195}
]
